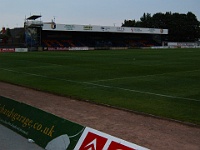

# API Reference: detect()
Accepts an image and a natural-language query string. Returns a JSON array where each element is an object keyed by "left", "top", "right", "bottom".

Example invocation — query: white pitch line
[
  {"left": 14, "top": 59, "right": 65, "bottom": 67},
  {"left": 1, "top": 67, "right": 200, "bottom": 102},
  {"left": 15, "top": 65, "right": 55, "bottom": 69},
  {"left": 0, "top": 68, "right": 78, "bottom": 84},
  {"left": 92, "top": 69, "right": 200, "bottom": 82},
  {"left": 92, "top": 73, "right": 167, "bottom": 82},
  {"left": 82, "top": 82, "right": 200, "bottom": 102}
]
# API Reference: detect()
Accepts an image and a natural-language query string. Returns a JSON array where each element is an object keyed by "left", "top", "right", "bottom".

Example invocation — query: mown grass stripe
[{"left": 1, "top": 67, "right": 199, "bottom": 102}]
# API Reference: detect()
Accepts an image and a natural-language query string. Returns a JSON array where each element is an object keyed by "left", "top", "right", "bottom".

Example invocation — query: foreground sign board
[
  {"left": 75, "top": 127, "right": 149, "bottom": 150},
  {"left": 0, "top": 96, "right": 149, "bottom": 150},
  {"left": 0, "top": 96, "right": 84, "bottom": 149}
]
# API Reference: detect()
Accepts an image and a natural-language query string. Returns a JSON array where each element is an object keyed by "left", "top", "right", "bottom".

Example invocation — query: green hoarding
[{"left": 0, "top": 96, "right": 85, "bottom": 149}]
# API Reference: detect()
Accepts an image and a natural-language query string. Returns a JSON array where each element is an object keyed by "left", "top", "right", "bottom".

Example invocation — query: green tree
[
  {"left": 2, "top": 28, "right": 12, "bottom": 44},
  {"left": 140, "top": 13, "right": 152, "bottom": 27},
  {"left": 122, "top": 19, "right": 137, "bottom": 27},
  {"left": 6, "top": 28, "right": 11, "bottom": 38},
  {"left": 122, "top": 12, "right": 200, "bottom": 42}
]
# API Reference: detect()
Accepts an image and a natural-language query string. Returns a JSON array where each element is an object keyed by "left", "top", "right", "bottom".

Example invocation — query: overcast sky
[{"left": 0, "top": 0, "right": 199, "bottom": 28}]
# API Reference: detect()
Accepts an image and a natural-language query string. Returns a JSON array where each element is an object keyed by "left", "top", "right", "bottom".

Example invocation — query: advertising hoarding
[{"left": 43, "top": 23, "right": 168, "bottom": 34}]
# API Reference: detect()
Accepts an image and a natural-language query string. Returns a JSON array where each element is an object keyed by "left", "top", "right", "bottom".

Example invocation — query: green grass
[{"left": 0, "top": 48, "right": 200, "bottom": 125}]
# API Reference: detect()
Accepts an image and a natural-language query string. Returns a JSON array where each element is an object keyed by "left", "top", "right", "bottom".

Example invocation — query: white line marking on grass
[
  {"left": 92, "top": 73, "right": 167, "bottom": 82},
  {"left": 0, "top": 68, "right": 78, "bottom": 84},
  {"left": 92, "top": 69, "right": 200, "bottom": 82},
  {"left": 82, "top": 82, "right": 200, "bottom": 102},
  {"left": 15, "top": 59, "right": 65, "bottom": 67},
  {"left": 1, "top": 67, "right": 200, "bottom": 102},
  {"left": 81, "top": 82, "right": 197, "bottom": 102},
  {"left": 16, "top": 65, "right": 56, "bottom": 69}
]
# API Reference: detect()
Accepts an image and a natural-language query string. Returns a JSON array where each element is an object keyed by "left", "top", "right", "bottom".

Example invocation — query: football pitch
[{"left": 0, "top": 48, "right": 200, "bottom": 125}]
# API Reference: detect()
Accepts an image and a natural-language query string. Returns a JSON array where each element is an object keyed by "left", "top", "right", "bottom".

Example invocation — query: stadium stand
[
  {"left": 40, "top": 31, "right": 161, "bottom": 48},
  {"left": 1, "top": 15, "right": 168, "bottom": 50}
]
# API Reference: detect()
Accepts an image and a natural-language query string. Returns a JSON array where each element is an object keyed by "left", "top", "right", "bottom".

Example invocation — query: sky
[{"left": 0, "top": 0, "right": 200, "bottom": 29}]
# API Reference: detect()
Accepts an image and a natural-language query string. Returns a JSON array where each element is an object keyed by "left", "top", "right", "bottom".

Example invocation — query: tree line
[
  {"left": 122, "top": 12, "right": 200, "bottom": 42},
  {"left": 0, "top": 27, "right": 11, "bottom": 44}
]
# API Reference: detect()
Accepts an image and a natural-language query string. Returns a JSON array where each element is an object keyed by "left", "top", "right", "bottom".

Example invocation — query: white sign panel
[
  {"left": 74, "top": 127, "right": 149, "bottom": 150},
  {"left": 15, "top": 48, "right": 28, "bottom": 52},
  {"left": 43, "top": 23, "right": 168, "bottom": 34}
]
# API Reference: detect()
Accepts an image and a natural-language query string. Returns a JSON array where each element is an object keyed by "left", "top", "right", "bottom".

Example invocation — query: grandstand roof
[
  {"left": 26, "top": 15, "right": 41, "bottom": 20},
  {"left": 42, "top": 23, "right": 168, "bottom": 35}
]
